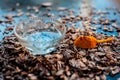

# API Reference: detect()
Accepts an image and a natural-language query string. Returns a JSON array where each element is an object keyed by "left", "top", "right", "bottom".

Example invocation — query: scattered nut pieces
[
  {"left": 0, "top": 25, "right": 120, "bottom": 80},
  {"left": 0, "top": 3, "right": 120, "bottom": 80}
]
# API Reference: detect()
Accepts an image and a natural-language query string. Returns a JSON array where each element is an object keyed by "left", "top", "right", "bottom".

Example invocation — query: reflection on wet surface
[{"left": 0, "top": 0, "right": 120, "bottom": 79}]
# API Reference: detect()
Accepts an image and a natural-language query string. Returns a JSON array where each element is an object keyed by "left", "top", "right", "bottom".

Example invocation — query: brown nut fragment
[{"left": 41, "top": 2, "right": 53, "bottom": 7}]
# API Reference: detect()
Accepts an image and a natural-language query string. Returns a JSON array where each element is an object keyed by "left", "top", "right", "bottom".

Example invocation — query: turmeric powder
[{"left": 74, "top": 36, "right": 113, "bottom": 49}]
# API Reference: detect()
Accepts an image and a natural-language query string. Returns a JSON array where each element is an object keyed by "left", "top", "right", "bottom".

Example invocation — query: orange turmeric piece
[{"left": 74, "top": 36, "right": 113, "bottom": 49}]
